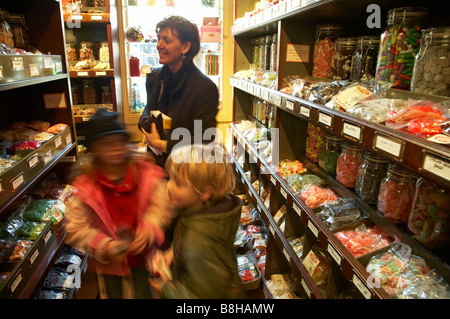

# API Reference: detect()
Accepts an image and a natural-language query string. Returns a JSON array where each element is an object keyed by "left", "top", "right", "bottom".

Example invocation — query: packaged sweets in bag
[{"left": 302, "top": 244, "right": 330, "bottom": 286}]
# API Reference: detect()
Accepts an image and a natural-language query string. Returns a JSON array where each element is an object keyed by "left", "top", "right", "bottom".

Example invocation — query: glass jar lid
[
  {"left": 342, "top": 141, "right": 361, "bottom": 151},
  {"left": 422, "top": 27, "right": 450, "bottom": 45},
  {"left": 325, "top": 134, "right": 343, "bottom": 142},
  {"left": 387, "top": 164, "right": 416, "bottom": 178},
  {"left": 335, "top": 37, "right": 357, "bottom": 48},
  {"left": 356, "top": 36, "right": 380, "bottom": 48},
  {"left": 363, "top": 152, "right": 388, "bottom": 163},
  {"left": 387, "top": 7, "right": 428, "bottom": 24},
  {"left": 80, "top": 41, "right": 93, "bottom": 47}
]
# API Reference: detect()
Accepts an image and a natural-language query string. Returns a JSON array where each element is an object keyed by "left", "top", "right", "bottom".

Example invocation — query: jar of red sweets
[
  {"left": 336, "top": 142, "right": 362, "bottom": 188},
  {"left": 377, "top": 164, "right": 417, "bottom": 223}
]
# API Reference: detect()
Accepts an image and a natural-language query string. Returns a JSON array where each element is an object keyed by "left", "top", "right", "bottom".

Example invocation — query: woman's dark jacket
[{"left": 139, "top": 61, "right": 219, "bottom": 165}]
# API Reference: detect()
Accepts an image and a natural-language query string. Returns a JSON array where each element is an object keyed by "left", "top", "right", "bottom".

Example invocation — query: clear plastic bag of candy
[
  {"left": 302, "top": 244, "right": 330, "bottom": 286},
  {"left": 365, "top": 242, "right": 440, "bottom": 297},
  {"left": 285, "top": 173, "right": 325, "bottom": 193},
  {"left": 386, "top": 99, "right": 449, "bottom": 137},
  {"left": 347, "top": 98, "right": 408, "bottom": 123},
  {"left": 316, "top": 198, "right": 363, "bottom": 230},
  {"left": 334, "top": 223, "right": 392, "bottom": 258},
  {"left": 299, "top": 184, "right": 338, "bottom": 208}
]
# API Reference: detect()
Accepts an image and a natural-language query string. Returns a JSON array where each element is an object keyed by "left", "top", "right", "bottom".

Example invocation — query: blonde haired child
[{"left": 150, "top": 144, "right": 245, "bottom": 299}]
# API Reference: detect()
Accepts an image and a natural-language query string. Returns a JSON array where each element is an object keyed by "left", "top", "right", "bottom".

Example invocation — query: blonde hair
[{"left": 165, "top": 144, "right": 235, "bottom": 203}]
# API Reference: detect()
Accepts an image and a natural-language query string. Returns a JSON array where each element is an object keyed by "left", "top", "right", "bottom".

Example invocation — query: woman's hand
[{"left": 142, "top": 123, "right": 164, "bottom": 152}]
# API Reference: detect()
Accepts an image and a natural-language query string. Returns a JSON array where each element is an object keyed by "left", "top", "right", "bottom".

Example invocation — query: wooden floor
[{"left": 74, "top": 264, "right": 265, "bottom": 299}]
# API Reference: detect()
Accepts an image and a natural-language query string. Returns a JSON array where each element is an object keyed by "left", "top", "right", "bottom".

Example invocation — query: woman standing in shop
[{"left": 138, "top": 15, "right": 219, "bottom": 168}]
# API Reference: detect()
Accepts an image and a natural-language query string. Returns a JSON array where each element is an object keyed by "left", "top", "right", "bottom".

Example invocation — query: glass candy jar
[
  {"left": 252, "top": 37, "right": 260, "bottom": 69},
  {"left": 411, "top": 27, "right": 450, "bottom": 97},
  {"left": 377, "top": 165, "right": 417, "bottom": 223},
  {"left": 66, "top": 43, "right": 77, "bottom": 62},
  {"left": 355, "top": 152, "right": 388, "bottom": 204},
  {"left": 408, "top": 177, "right": 450, "bottom": 248},
  {"left": 332, "top": 37, "right": 357, "bottom": 80},
  {"left": 83, "top": 79, "right": 97, "bottom": 104},
  {"left": 336, "top": 142, "right": 362, "bottom": 188},
  {"left": 79, "top": 41, "right": 93, "bottom": 60},
  {"left": 312, "top": 24, "right": 344, "bottom": 79},
  {"left": 318, "top": 134, "right": 342, "bottom": 175},
  {"left": 270, "top": 33, "right": 277, "bottom": 71},
  {"left": 375, "top": 7, "right": 428, "bottom": 90},
  {"left": 350, "top": 36, "right": 380, "bottom": 81},
  {"left": 259, "top": 36, "right": 266, "bottom": 70}
]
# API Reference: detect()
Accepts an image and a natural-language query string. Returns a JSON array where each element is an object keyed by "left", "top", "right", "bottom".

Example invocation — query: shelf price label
[
  {"left": 11, "top": 57, "right": 24, "bottom": 71},
  {"left": 29, "top": 64, "right": 39, "bottom": 77},
  {"left": 10, "top": 270, "right": 22, "bottom": 294},
  {"left": 342, "top": 121, "right": 362, "bottom": 142},
  {"left": 28, "top": 154, "right": 39, "bottom": 170},
  {"left": 30, "top": 248, "right": 40, "bottom": 265},
  {"left": 286, "top": 100, "right": 295, "bottom": 111},
  {"left": 308, "top": 219, "right": 319, "bottom": 238},
  {"left": 66, "top": 134, "right": 72, "bottom": 146},
  {"left": 43, "top": 150, "right": 53, "bottom": 165},
  {"left": 54, "top": 136, "right": 63, "bottom": 149},
  {"left": 327, "top": 241, "right": 342, "bottom": 266},
  {"left": 318, "top": 112, "right": 333, "bottom": 127},
  {"left": 292, "top": 0, "right": 302, "bottom": 9},
  {"left": 261, "top": 89, "right": 269, "bottom": 101},
  {"left": 95, "top": 71, "right": 107, "bottom": 76},
  {"left": 10, "top": 173, "right": 25, "bottom": 193},
  {"left": 278, "top": 1, "right": 287, "bottom": 14},
  {"left": 273, "top": 94, "right": 282, "bottom": 107},
  {"left": 300, "top": 105, "right": 310, "bottom": 118},
  {"left": 91, "top": 15, "right": 103, "bottom": 21},
  {"left": 280, "top": 187, "right": 288, "bottom": 199},
  {"left": 44, "top": 229, "right": 52, "bottom": 245},
  {"left": 422, "top": 152, "right": 450, "bottom": 182},
  {"left": 294, "top": 204, "right": 302, "bottom": 217},
  {"left": 254, "top": 86, "right": 261, "bottom": 98},
  {"left": 270, "top": 175, "right": 277, "bottom": 186},
  {"left": 301, "top": 279, "right": 311, "bottom": 298},
  {"left": 77, "top": 71, "right": 89, "bottom": 77},
  {"left": 373, "top": 132, "right": 405, "bottom": 160},
  {"left": 352, "top": 272, "right": 372, "bottom": 299}
]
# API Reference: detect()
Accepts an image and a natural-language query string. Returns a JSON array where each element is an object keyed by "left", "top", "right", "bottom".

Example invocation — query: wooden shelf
[
  {"left": 69, "top": 69, "right": 115, "bottom": 78},
  {"left": 0, "top": 74, "right": 69, "bottom": 92},
  {"left": 230, "top": 78, "right": 450, "bottom": 188}
]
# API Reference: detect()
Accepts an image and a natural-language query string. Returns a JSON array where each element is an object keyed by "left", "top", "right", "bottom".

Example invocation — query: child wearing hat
[{"left": 64, "top": 109, "right": 175, "bottom": 298}]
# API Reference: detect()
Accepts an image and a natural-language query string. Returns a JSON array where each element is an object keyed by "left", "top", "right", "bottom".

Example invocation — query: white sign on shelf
[
  {"left": 373, "top": 133, "right": 404, "bottom": 159},
  {"left": 286, "top": 100, "right": 295, "bottom": 111},
  {"left": 318, "top": 112, "right": 332, "bottom": 127},
  {"left": 422, "top": 152, "right": 450, "bottom": 182},
  {"left": 342, "top": 121, "right": 362, "bottom": 141},
  {"left": 273, "top": 94, "right": 282, "bottom": 107},
  {"left": 300, "top": 105, "right": 310, "bottom": 118},
  {"left": 353, "top": 272, "right": 372, "bottom": 299}
]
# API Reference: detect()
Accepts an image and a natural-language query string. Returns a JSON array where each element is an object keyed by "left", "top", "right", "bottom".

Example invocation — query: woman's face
[{"left": 156, "top": 27, "right": 190, "bottom": 72}]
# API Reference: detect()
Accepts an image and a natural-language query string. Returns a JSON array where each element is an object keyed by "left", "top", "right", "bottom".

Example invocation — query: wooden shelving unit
[
  {"left": 0, "top": 0, "right": 78, "bottom": 299},
  {"left": 231, "top": 0, "right": 450, "bottom": 299}
]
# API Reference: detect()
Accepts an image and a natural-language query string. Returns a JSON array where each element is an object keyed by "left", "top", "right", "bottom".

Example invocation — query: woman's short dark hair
[{"left": 156, "top": 15, "right": 200, "bottom": 61}]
